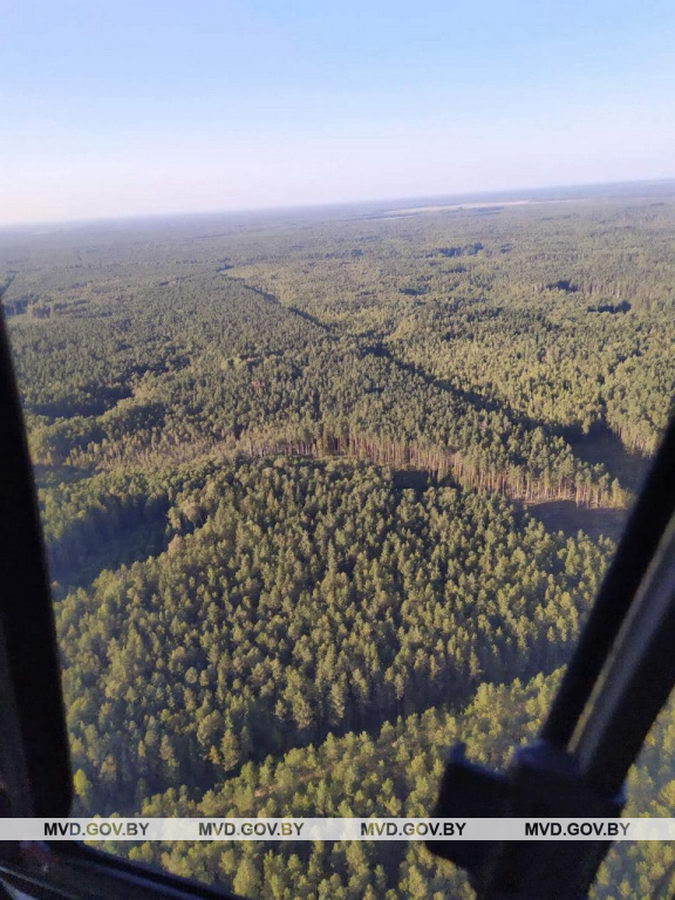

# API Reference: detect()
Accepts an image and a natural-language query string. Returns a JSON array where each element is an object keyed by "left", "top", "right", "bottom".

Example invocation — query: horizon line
[{"left": 2, "top": 174, "right": 674, "bottom": 232}]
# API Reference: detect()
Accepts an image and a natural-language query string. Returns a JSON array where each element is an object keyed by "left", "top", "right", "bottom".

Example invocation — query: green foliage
[
  {"left": 114, "top": 676, "right": 672, "bottom": 900},
  {"left": 58, "top": 457, "right": 610, "bottom": 812},
  {"left": 2, "top": 190, "right": 672, "bottom": 898}
]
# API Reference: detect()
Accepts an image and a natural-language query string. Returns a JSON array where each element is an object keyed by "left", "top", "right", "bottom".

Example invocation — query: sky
[{"left": 2, "top": 0, "right": 675, "bottom": 224}]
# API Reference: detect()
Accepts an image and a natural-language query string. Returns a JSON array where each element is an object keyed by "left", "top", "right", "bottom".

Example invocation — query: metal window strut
[{"left": 428, "top": 416, "right": 675, "bottom": 900}]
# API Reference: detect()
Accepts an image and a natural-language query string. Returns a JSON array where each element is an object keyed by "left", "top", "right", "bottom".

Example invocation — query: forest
[{"left": 1, "top": 183, "right": 674, "bottom": 898}]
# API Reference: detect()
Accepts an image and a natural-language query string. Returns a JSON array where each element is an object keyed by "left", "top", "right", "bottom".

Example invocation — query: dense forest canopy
[{"left": 1, "top": 183, "right": 673, "bottom": 898}]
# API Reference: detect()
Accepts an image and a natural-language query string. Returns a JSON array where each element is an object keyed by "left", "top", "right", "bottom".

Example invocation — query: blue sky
[{"left": 2, "top": 0, "right": 674, "bottom": 223}]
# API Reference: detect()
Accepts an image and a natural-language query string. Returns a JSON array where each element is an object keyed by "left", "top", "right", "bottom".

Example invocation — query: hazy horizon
[
  {"left": 3, "top": 176, "right": 675, "bottom": 234},
  {"left": 4, "top": 0, "right": 675, "bottom": 226}
]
